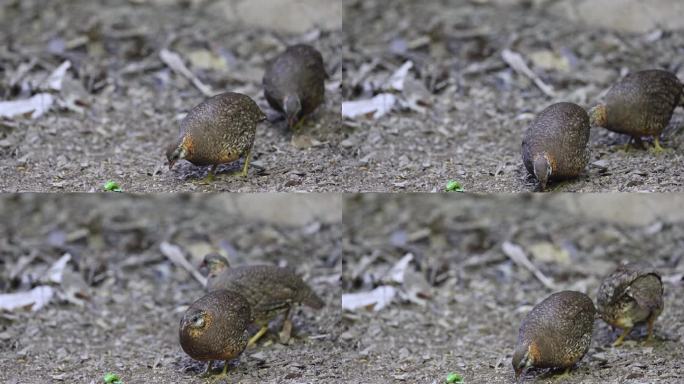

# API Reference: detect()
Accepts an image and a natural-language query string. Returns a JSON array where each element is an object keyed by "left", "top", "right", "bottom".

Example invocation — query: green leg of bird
[
  {"left": 553, "top": 367, "right": 572, "bottom": 381},
  {"left": 649, "top": 136, "right": 668, "bottom": 154},
  {"left": 207, "top": 361, "right": 231, "bottom": 383},
  {"left": 198, "top": 165, "right": 218, "bottom": 184},
  {"left": 247, "top": 325, "right": 269, "bottom": 348},
  {"left": 613, "top": 326, "right": 632, "bottom": 347},
  {"left": 224, "top": 149, "right": 252, "bottom": 178},
  {"left": 239, "top": 149, "right": 252, "bottom": 177},
  {"left": 279, "top": 307, "right": 293, "bottom": 344},
  {"left": 645, "top": 314, "right": 657, "bottom": 344}
]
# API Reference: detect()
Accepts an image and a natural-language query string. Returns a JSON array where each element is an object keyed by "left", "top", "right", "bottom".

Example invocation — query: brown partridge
[
  {"left": 203, "top": 253, "right": 324, "bottom": 347},
  {"left": 522, "top": 102, "right": 591, "bottom": 191},
  {"left": 590, "top": 69, "right": 683, "bottom": 152},
  {"left": 597, "top": 262, "right": 664, "bottom": 346},
  {"left": 512, "top": 291, "right": 595, "bottom": 380},
  {"left": 166, "top": 92, "right": 265, "bottom": 181},
  {"left": 263, "top": 44, "right": 326, "bottom": 129},
  {"left": 179, "top": 289, "right": 252, "bottom": 378}
]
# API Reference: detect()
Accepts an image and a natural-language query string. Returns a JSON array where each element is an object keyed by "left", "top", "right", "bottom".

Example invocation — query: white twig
[
  {"left": 501, "top": 49, "right": 555, "bottom": 97},
  {"left": 160, "top": 49, "right": 214, "bottom": 97},
  {"left": 160, "top": 241, "right": 207, "bottom": 287},
  {"left": 502, "top": 241, "right": 556, "bottom": 290}
]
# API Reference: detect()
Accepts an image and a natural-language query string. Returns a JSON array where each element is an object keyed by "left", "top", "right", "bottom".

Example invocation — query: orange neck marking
[
  {"left": 181, "top": 135, "right": 194, "bottom": 157},
  {"left": 529, "top": 341, "right": 542, "bottom": 364}
]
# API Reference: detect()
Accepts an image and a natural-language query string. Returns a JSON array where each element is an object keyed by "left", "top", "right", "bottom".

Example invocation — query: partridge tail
[{"left": 630, "top": 274, "right": 663, "bottom": 313}]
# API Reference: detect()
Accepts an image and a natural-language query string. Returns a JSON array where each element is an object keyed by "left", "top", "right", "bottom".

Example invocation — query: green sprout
[
  {"left": 445, "top": 180, "right": 464, "bottom": 192},
  {"left": 103, "top": 372, "right": 122, "bottom": 384},
  {"left": 103, "top": 180, "right": 122, "bottom": 192},
  {"left": 445, "top": 372, "right": 463, "bottom": 383}
]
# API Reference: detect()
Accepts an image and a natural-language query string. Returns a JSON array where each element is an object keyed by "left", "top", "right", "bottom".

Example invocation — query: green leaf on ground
[
  {"left": 103, "top": 372, "right": 122, "bottom": 384},
  {"left": 103, "top": 180, "right": 122, "bottom": 192},
  {"left": 446, "top": 372, "right": 463, "bottom": 383},
  {"left": 445, "top": 180, "right": 464, "bottom": 192}
]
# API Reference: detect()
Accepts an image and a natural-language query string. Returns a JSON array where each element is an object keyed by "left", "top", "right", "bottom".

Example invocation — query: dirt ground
[
  {"left": 2, "top": 0, "right": 683, "bottom": 193},
  {"left": 341, "top": 194, "right": 684, "bottom": 383},
  {"left": 0, "top": 195, "right": 342, "bottom": 383},
  {"left": 342, "top": 0, "right": 684, "bottom": 192},
  {"left": 0, "top": 0, "right": 344, "bottom": 192}
]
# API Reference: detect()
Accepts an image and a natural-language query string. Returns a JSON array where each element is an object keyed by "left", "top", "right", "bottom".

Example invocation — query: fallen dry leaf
[
  {"left": 342, "top": 93, "right": 396, "bottom": 119},
  {"left": 0, "top": 286, "right": 55, "bottom": 311},
  {"left": 0, "top": 93, "right": 54, "bottom": 119},
  {"left": 341, "top": 285, "right": 396, "bottom": 311}
]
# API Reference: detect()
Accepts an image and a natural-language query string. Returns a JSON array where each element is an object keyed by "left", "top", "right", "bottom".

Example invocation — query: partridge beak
[{"left": 168, "top": 160, "right": 176, "bottom": 170}]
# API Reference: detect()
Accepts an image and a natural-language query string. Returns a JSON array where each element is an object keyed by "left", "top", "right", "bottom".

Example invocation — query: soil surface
[
  {"left": 0, "top": 0, "right": 344, "bottom": 192},
  {"left": 341, "top": 194, "right": 684, "bottom": 383},
  {"left": 343, "top": 0, "right": 684, "bottom": 192},
  {"left": 0, "top": 195, "right": 342, "bottom": 383}
]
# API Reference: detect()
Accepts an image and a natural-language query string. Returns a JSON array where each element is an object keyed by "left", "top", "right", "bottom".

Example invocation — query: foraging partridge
[
  {"left": 179, "top": 289, "right": 252, "bottom": 377},
  {"left": 522, "top": 102, "right": 591, "bottom": 191},
  {"left": 166, "top": 92, "right": 265, "bottom": 181},
  {"left": 203, "top": 253, "right": 324, "bottom": 346},
  {"left": 589, "top": 69, "right": 683, "bottom": 152},
  {"left": 512, "top": 291, "right": 595, "bottom": 380},
  {"left": 597, "top": 262, "right": 664, "bottom": 346},
  {"left": 263, "top": 44, "right": 326, "bottom": 129}
]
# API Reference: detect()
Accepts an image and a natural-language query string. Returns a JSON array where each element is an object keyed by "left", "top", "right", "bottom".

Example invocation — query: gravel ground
[
  {"left": 0, "top": 195, "right": 342, "bottom": 384},
  {"left": 342, "top": 0, "right": 684, "bottom": 192},
  {"left": 0, "top": 0, "right": 343, "bottom": 192},
  {"left": 2, "top": 0, "right": 683, "bottom": 192},
  {"left": 341, "top": 194, "right": 684, "bottom": 383}
]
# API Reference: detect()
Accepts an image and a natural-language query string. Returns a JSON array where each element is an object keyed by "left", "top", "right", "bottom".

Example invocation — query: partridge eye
[{"left": 192, "top": 314, "right": 205, "bottom": 327}]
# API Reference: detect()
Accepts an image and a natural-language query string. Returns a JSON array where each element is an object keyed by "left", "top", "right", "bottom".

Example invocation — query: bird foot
[
  {"left": 205, "top": 361, "right": 231, "bottom": 384},
  {"left": 642, "top": 332, "right": 658, "bottom": 346},
  {"left": 552, "top": 368, "right": 572, "bottom": 381},
  {"left": 546, "top": 180, "right": 571, "bottom": 192},
  {"left": 648, "top": 142, "right": 669, "bottom": 155},
  {"left": 197, "top": 175, "right": 215, "bottom": 184}
]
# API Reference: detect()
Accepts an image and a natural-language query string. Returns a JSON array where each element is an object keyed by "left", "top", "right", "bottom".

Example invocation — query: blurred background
[
  {"left": 0, "top": 194, "right": 341, "bottom": 383},
  {"left": 0, "top": 0, "right": 343, "bottom": 192},
  {"left": 341, "top": 194, "right": 684, "bottom": 383}
]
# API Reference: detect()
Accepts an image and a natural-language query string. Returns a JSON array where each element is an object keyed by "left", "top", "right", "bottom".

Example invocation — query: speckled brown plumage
[
  {"left": 263, "top": 44, "right": 326, "bottom": 128},
  {"left": 166, "top": 92, "right": 265, "bottom": 178},
  {"left": 204, "top": 254, "right": 324, "bottom": 327},
  {"left": 512, "top": 291, "right": 595, "bottom": 379},
  {"left": 179, "top": 289, "right": 252, "bottom": 368},
  {"left": 597, "top": 262, "right": 663, "bottom": 346},
  {"left": 590, "top": 69, "right": 683, "bottom": 150},
  {"left": 522, "top": 102, "right": 590, "bottom": 190}
]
